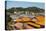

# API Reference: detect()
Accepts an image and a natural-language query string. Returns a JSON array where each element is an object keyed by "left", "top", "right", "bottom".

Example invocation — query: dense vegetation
[{"left": 6, "top": 7, "right": 44, "bottom": 13}]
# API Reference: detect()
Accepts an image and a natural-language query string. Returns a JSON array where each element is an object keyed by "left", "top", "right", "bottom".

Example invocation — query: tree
[{"left": 5, "top": 14, "right": 12, "bottom": 30}]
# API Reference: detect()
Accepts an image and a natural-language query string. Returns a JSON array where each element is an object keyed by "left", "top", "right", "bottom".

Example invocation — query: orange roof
[
  {"left": 35, "top": 16, "right": 45, "bottom": 25},
  {"left": 16, "top": 16, "right": 32, "bottom": 22}
]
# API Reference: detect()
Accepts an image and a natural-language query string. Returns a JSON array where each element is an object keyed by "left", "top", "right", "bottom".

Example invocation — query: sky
[
  {"left": 5, "top": 0, "right": 44, "bottom": 2},
  {"left": 6, "top": 1, "right": 45, "bottom": 9}
]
